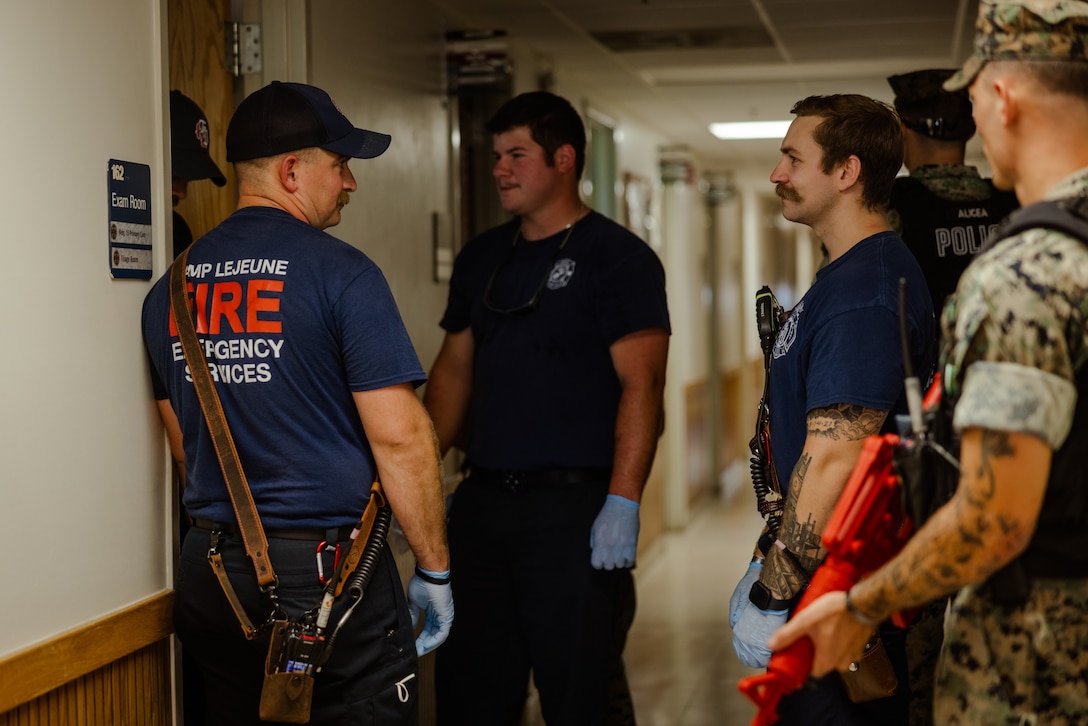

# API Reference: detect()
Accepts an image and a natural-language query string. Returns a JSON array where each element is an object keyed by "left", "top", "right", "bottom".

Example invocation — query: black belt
[
  {"left": 192, "top": 519, "right": 355, "bottom": 542},
  {"left": 468, "top": 467, "right": 611, "bottom": 492}
]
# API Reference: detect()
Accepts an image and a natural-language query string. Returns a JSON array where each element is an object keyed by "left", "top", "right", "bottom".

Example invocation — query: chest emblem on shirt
[
  {"left": 547, "top": 258, "right": 576, "bottom": 290},
  {"left": 772, "top": 301, "right": 803, "bottom": 359}
]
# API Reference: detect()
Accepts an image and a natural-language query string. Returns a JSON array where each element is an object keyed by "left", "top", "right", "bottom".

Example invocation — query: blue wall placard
[{"left": 108, "top": 159, "right": 152, "bottom": 280}]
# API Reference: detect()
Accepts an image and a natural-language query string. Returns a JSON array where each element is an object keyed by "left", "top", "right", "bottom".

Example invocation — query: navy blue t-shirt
[
  {"left": 440, "top": 211, "right": 670, "bottom": 470},
  {"left": 142, "top": 207, "right": 425, "bottom": 529},
  {"left": 767, "top": 231, "right": 935, "bottom": 492}
]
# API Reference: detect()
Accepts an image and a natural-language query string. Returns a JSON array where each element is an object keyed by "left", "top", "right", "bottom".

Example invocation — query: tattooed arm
[
  {"left": 767, "top": 427, "right": 1052, "bottom": 675},
  {"left": 761, "top": 403, "right": 888, "bottom": 600}
]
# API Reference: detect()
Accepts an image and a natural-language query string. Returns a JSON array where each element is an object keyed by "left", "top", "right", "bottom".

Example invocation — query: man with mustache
[
  {"left": 729, "top": 94, "right": 935, "bottom": 724},
  {"left": 769, "top": 1, "right": 1088, "bottom": 722},
  {"left": 142, "top": 81, "right": 452, "bottom": 725}
]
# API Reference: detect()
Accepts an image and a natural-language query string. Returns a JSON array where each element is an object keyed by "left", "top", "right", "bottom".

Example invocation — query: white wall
[
  {"left": 304, "top": 3, "right": 462, "bottom": 373},
  {"left": 0, "top": 0, "right": 171, "bottom": 657},
  {"left": 659, "top": 180, "right": 707, "bottom": 525}
]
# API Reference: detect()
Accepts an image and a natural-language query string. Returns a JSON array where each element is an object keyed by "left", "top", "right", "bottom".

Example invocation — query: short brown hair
[
  {"left": 983, "top": 59, "right": 1088, "bottom": 102},
  {"left": 487, "top": 92, "right": 587, "bottom": 179},
  {"left": 790, "top": 95, "right": 903, "bottom": 211}
]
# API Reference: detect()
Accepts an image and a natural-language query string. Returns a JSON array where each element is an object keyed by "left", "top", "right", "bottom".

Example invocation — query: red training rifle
[{"left": 737, "top": 432, "right": 914, "bottom": 725}]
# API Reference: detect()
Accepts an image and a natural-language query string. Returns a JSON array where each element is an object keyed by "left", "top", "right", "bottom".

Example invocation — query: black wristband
[
  {"left": 748, "top": 581, "right": 794, "bottom": 611},
  {"left": 414, "top": 566, "right": 451, "bottom": 585}
]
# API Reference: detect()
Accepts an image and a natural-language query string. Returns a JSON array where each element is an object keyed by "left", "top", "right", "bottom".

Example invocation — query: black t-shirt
[{"left": 440, "top": 211, "right": 670, "bottom": 470}]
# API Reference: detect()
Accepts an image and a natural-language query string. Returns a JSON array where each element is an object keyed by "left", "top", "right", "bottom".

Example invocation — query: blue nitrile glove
[
  {"left": 590, "top": 494, "right": 640, "bottom": 570},
  {"left": 407, "top": 567, "right": 454, "bottom": 657},
  {"left": 730, "top": 560, "right": 763, "bottom": 628},
  {"left": 731, "top": 596, "right": 788, "bottom": 668}
]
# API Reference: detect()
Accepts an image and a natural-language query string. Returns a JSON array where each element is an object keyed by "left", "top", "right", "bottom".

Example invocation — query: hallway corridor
[
  {"left": 624, "top": 490, "right": 763, "bottom": 725},
  {"left": 522, "top": 489, "right": 765, "bottom": 725}
]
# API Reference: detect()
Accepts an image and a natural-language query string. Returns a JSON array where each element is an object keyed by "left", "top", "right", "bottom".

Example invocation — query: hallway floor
[
  {"left": 624, "top": 489, "right": 763, "bottom": 725},
  {"left": 523, "top": 489, "right": 765, "bottom": 725}
]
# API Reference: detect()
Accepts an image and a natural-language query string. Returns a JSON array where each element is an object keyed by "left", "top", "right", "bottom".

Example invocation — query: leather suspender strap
[
  {"left": 209, "top": 546, "right": 262, "bottom": 638},
  {"left": 169, "top": 250, "right": 276, "bottom": 593},
  {"left": 332, "top": 480, "right": 387, "bottom": 598}
]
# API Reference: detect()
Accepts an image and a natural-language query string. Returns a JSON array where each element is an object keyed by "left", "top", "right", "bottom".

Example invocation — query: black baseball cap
[
  {"left": 170, "top": 90, "right": 227, "bottom": 186},
  {"left": 226, "top": 81, "right": 392, "bottom": 162},
  {"left": 887, "top": 69, "right": 975, "bottom": 141}
]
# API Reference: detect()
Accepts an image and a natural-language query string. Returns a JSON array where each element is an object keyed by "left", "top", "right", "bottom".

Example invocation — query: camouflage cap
[
  {"left": 888, "top": 69, "right": 975, "bottom": 139},
  {"left": 945, "top": 0, "right": 1088, "bottom": 90}
]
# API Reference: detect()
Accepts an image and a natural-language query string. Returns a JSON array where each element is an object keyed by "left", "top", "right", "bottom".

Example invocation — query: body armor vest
[
  {"left": 899, "top": 198, "right": 1088, "bottom": 602},
  {"left": 981, "top": 198, "right": 1088, "bottom": 578},
  {"left": 890, "top": 176, "right": 1019, "bottom": 311}
]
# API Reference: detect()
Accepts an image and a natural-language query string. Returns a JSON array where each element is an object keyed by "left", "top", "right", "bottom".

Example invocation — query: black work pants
[
  {"left": 175, "top": 526, "right": 419, "bottom": 725},
  {"left": 776, "top": 624, "right": 911, "bottom": 725},
  {"left": 435, "top": 474, "right": 636, "bottom": 725}
]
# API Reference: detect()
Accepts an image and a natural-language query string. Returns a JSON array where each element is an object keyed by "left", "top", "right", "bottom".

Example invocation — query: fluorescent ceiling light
[{"left": 709, "top": 120, "right": 792, "bottom": 140}]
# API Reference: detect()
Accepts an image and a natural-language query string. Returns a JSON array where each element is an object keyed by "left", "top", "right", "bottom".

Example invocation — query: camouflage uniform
[
  {"left": 934, "top": 167, "right": 1088, "bottom": 724},
  {"left": 937, "top": 580, "right": 1088, "bottom": 725},
  {"left": 945, "top": 0, "right": 1088, "bottom": 91},
  {"left": 886, "top": 67, "right": 1015, "bottom": 726},
  {"left": 888, "top": 1, "right": 1088, "bottom": 720},
  {"left": 891, "top": 162, "right": 1016, "bottom": 726}
]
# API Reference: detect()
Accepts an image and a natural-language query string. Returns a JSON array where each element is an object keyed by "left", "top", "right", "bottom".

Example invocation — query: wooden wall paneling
[
  {"left": 0, "top": 641, "right": 172, "bottom": 726},
  {"left": 722, "top": 368, "right": 742, "bottom": 474},
  {"left": 167, "top": 0, "right": 237, "bottom": 242},
  {"left": 0, "top": 593, "right": 173, "bottom": 724},
  {"left": 750, "top": 357, "right": 765, "bottom": 416}
]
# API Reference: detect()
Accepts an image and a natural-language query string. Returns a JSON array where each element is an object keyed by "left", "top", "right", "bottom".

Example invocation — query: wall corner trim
[{"left": 0, "top": 590, "right": 174, "bottom": 714}]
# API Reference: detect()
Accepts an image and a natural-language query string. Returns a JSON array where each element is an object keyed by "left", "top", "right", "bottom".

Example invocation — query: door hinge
[{"left": 226, "top": 22, "right": 262, "bottom": 77}]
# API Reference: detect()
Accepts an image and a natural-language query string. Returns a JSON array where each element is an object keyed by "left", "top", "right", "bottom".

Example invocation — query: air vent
[{"left": 591, "top": 26, "right": 773, "bottom": 52}]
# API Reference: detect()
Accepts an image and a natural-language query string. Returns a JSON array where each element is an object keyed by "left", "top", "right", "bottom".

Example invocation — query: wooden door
[{"left": 168, "top": 0, "right": 236, "bottom": 241}]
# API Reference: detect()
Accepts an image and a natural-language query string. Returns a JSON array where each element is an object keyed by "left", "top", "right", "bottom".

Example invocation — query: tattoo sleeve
[
  {"left": 858, "top": 429, "right": 1035, "bottom": 621},
  {"left": 763, "top": 403, "right": 888, "bottom": 599},
  {"left": 806, "top": 403, "right": 886, "bottom": 441}
]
